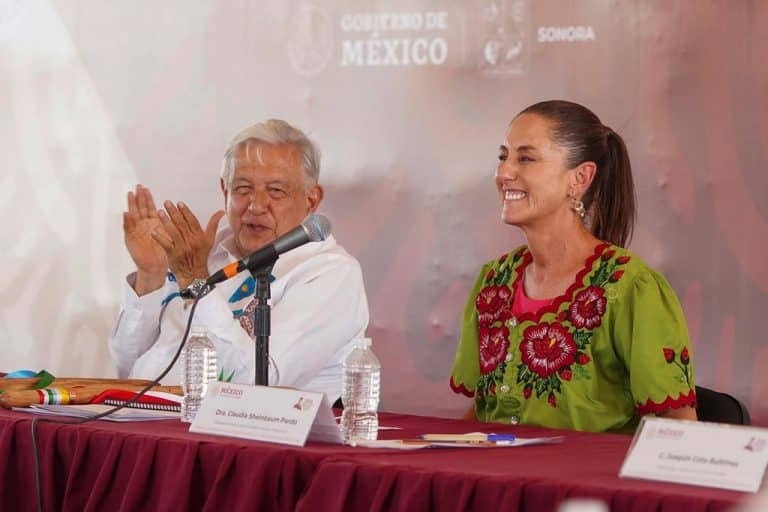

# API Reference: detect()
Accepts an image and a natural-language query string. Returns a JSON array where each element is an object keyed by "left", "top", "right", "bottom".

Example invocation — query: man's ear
[
  {"left": 571, "top": 161, "right": 597, "bottom": 197},
  {"left": 307, "top": 184, "right": 324, "bottom": 212},
  {"left": 220, "top": 178, "right": 228, "bottom": 210}
]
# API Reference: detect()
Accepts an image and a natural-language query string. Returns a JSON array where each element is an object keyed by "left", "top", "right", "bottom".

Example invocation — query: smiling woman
[{"left": 450, "top": 100, "right": 698, "bottom": 433}]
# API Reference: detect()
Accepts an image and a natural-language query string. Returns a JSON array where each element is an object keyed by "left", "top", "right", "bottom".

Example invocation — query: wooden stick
[
  {"left": 0, "top": 377, "right": 156, "bottom": 392},
  {"left": 0, "top": 383, "right": 182, "bottom": 409}
]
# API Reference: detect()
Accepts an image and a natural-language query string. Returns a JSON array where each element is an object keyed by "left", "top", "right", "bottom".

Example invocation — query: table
[{"left": 0, "top": 409, "right": 748, "bottom": 511}]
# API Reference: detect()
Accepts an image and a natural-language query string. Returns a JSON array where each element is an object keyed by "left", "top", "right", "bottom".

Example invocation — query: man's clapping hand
[
  {"left": 151, "top": 200, "right": 225, "bottom": 290},
  {"left": 123, "top": 185, "right": 169, "bottom": 295}
]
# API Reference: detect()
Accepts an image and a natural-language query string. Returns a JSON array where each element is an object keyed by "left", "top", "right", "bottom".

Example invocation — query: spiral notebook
[{"left": 89, "top": 389, "right": 182, "bottom": 412}]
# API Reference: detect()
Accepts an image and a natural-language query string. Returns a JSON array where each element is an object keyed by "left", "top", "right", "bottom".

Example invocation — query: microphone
[{"left": 183, "top": 214, "right": 331, "bottom": 296}]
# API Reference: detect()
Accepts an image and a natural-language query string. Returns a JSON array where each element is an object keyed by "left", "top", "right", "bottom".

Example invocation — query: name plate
[
  {"left": 189, "top": 382, "right": 343, "bottom": 446},
  {"left": 620, "top": 417, "right": 768, "bottom": 492}
]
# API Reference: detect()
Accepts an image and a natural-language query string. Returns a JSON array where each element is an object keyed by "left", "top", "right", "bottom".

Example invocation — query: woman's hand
[{"left": 657, "top": 405, "right": 698, "bottom": 421}]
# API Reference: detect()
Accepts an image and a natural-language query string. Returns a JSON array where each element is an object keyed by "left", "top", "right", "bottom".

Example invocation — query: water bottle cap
[
  {"left": 352, "top": 337, "right": 372, "bottom": 349},
  {"left": 190, "top": 325, "right": 208, "bottom": 336}
]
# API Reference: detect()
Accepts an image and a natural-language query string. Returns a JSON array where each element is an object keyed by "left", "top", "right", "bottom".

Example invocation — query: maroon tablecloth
[{"left": 0, "top": 409, "right": 748, "bottom": 512}]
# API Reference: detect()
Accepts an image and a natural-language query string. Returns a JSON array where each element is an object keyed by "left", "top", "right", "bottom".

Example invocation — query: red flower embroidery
[
  {"left": 577, "top": 352, "right": 591, "bottom": 365},
  {"left": 569, "top": 286, "right": 607, "bottom": 329},
  {"left": 661, "top": 347, "right": 693, "bottom": 387},
  {"left": 547, "top": 392, "right": 557, "bottom": 408},
  {"left": 602, "top": 249, "right": 616, "bottom": 261},
  {"left": 485, "top": 269, "right": 495, "bottom": 281},
  {"left": 489, "top": 383, "right": 496, "bottom": 395},
  {"left": 559, "top": 366, "right": 572, "bottom": 381},
  {"left": 616, "top": 256, "right": 631, "bottom": 265},
  {"left": 523, "top": 385, "right": 532, "bottom": 399},
  {"left": 556, "top": 310, "right": 568, "bottom": 322},
  {"left": 519, "top": 323, "right": 577, "bottom": 378},
  {"left": 476, "top": 285, "right": 512, "bottom": 326},
  {"left": 499, "top": 253, "right": 508, "bottom": 264},
  {"left": 609, "top": 270, "right": 624, "bottom": 282},
  {"left": 478, "top": 325, "right": 510, "bottom": 374}
]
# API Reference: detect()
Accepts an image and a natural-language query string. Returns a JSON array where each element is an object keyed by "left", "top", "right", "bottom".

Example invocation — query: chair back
[{"left": 695, "top": 385, "right": 751, "bottom": 425}]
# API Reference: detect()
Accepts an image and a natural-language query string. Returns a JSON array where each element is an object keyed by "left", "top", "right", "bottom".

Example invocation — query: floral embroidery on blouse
[
  {"left": 655, "top": 347, "right": 693, "bottom": 394},
  {"left": 474, "top": 245, "right": 633, "bottom": 408},
  {"left": 472, "top": 250, "right": 526, "bottom": 399},
  {"left": 476, "top": 286, "right": 513, "bottom": 327},
  {"left": 479, "top": 325, "right": 510, "bottom": 374},
  {"left": 634, "top": 346, "right": 696, "bottom": 414}
]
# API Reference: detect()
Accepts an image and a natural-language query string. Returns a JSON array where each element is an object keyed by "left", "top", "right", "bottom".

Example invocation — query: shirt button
[
  {"left": 510, "top": 416, "right": 519, "bottom": 424},
  {"left": 500, "top": 384, "right": 510, "bottom": 393}
]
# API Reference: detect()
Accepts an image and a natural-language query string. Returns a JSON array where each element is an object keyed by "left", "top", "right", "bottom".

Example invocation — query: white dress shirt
[{"left": 108, "top": 225, "right": 369, "bottom": 403}]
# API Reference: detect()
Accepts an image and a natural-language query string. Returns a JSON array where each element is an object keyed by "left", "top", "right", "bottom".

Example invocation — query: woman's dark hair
[{"left": 518, "top": 100, "right": 636, "bottom": 247}]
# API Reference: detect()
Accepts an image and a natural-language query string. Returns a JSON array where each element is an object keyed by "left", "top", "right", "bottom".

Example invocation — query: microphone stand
[{"left": 252, "top": 260, "right": 276, "bottom": 387}]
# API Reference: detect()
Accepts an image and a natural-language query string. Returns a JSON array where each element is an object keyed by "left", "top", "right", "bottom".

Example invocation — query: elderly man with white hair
[{"left": 109, "top": 120, "right": 369, "bottom": 403}]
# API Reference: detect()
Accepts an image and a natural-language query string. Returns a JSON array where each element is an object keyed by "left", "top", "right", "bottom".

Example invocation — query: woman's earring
[{"left": 572, "top": 197, "right": 586, "bottom": 219}]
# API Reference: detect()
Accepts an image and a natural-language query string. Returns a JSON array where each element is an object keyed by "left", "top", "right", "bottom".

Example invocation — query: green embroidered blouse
[{"left": 450, "top": 243, "right": 696, "bottom": 433}]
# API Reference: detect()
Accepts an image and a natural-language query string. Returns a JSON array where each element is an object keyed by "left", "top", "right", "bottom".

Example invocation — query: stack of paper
[
  {"left": 14, "top": 404, "right": 179, "bottom": 421},
  {"left": 351, "top": 433, "right": 565, "bottom": 450}
]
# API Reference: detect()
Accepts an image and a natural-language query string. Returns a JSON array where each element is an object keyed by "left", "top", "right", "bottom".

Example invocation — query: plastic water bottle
[
  {"left": 341, "top": 338, "right": 381, "bottom": 443},
  {"left": 180, "top": 326, "right": 217, "bottom": 423}
]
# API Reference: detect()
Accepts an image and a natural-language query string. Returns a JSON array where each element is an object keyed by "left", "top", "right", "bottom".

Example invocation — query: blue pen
[
  {"left": 486, "top": 433, "right": 516, "bottom": 442},
  {"left": 420, "top": 433, "right": 516, "bottom": 443}
]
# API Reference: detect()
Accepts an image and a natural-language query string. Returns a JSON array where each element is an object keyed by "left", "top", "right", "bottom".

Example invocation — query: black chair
[{"left": 695, "top": 385, "right": 751, "bottom": 425}]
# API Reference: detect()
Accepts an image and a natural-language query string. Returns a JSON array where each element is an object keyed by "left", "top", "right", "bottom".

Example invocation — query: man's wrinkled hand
[
  {"left": 151, "top": 200, "right": 225, "bottom": 289},
  {"left": 123, "top": 185, "right": 170, "bottom": 295}
]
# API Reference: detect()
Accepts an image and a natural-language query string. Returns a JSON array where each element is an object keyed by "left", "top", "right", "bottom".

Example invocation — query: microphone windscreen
[{"left": 303, "top": 214, "right": 332, "bottom": 242}]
